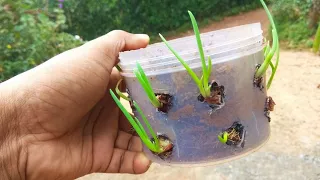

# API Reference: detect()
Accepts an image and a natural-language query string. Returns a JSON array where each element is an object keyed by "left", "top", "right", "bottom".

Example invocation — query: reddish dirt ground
[{"left": 169, "top": 8, "right": 270, "bottom": 39}]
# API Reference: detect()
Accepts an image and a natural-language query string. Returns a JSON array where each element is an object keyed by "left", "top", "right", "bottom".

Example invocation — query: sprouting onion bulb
[
  {"left": 255, "top": 0, "right": 280, "bottom": 89},
  {"left": 110, "top": 89, "right": 161, "bottom": 153},
  {"left": 134, "top": 62, "right": 162, "bottom": 108},
  {"left": 159, "top": 11, "right": 212, "bottom": 98}
]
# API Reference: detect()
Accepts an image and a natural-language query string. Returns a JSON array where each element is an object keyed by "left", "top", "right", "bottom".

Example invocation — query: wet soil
[
  {"left": 224, "top": 122, "right": 246, "bottom": 148},
  {"left": 155, "top": 93, "right": 173, "bottom": 113},
  {"left": 151, "top": 134, "right": 174, "bottom": 160},
  {"left": 264, "top": 96, "right": 276, "bottom": 122},
  {"left": 198, "top": 81, "right": 226, "bottom": 111},
  {"left": 253, "top": 64, "right": 264, "bottom": 90}
]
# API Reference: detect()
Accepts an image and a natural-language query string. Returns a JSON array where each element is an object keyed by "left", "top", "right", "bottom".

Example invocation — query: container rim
[
  {"left": 119, "top": 33, "right": 263, "bottom": 66},
  {"left": 119, "top": 23, "right": 263, "bottom": 64},
  {"left": 119, "top": 39, "right": 263, "bottom": 72},
  {"left": 120, "top": 43, "right": 265, "bottom": 77},
  {"left": 141, "top": 23, "right": 262, "bottom": 49},
  {"left": 119, "top": 35, "right": 263, "bottom": 71}
]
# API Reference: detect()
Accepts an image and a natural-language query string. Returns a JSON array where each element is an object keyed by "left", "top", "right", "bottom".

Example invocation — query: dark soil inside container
[
  {"left": 264, "top": 96, "right": 276, "bottom": 122},
  {"left": 198, "top": 81, "right": 225, "bottom": 111},
  {"left": 253, "top": 64, "right": 264, "bottom": 90},
  {"left": 155, "top": 93, "right": 173, "bottom": 113},
  {"left": 128, "top": 100, "right": 135, "bottom": 111},
  {"left": 224, "top": 122, "right": 246, "bottom": 148},
  {"left": 151, "top": 134, "right": 174, "bottom": 160},
  {"left": 128, "top": 127, "right": 138, "bottom": 136},
  {"left": 128, "top": 113, "right": 138, "bottom": 135},
  {"left": 126, "top": 88, "right": 136, "bottom": 111}
]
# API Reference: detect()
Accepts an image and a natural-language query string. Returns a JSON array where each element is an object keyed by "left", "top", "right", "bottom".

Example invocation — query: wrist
[
  {"left": 0, "top": 139, "right": 24, "bottom": 180},
  {"left": 0, "top": 87, "right": 25, "bottom": 180}
]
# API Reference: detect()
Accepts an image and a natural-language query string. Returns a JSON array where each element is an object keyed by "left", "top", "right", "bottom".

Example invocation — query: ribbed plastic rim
[
  {"left": 119, "top": 32, "right": 263, "bottom": 67},
  {"left": 119, "top": 33, "right": 263, "bottom": 68},
  {"left": 138, "top": 23, "right": 262, "bottom": 50},
  {"left": 119, "top": 36, "right": 263, "bottom": 72},
  {"left": 119, "top": 23, "right": 262, "bottom": 64},
  {"left": 120, "top": 43, "right": 265, "bottom": 77}
]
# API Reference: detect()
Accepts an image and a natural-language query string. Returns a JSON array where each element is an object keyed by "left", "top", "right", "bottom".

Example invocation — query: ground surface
[
  {"left": 79, "top": 9, "right": 320, "bottom": 180},
  {"left": 169, "top": 8, "right": 270, "bottom": 39}
]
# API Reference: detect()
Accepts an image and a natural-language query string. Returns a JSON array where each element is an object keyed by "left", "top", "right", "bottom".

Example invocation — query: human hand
[{"left": 0, "top": 30, "right": 151, "bottom": 179}]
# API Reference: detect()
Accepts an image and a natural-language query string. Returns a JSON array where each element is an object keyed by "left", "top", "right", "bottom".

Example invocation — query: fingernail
[
  {"left": 139, "top": 153, "right": 151, "bottom": 166},
  {"left": 135, "top": 34, "right": 150, "bottom": 41}
]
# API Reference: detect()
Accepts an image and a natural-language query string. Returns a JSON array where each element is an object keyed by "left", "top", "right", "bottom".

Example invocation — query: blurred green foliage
[
  {"left": 271, "top": 0, "right": 316, "bottom": 48},
  {"left": 63, "top": 0, "right": 264, "bottom": 41},
  {"left": 1, "top": 0, "right": 264, "bottom": 82},
  {"left": 1, "top": 0, "right": 317, "bottom": 82},
  {"left": 0, "top": 0, "right": 83, "bottom": 82}
]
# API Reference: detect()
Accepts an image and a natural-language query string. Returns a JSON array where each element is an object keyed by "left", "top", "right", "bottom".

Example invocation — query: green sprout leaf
[
  {"left": 134, "top": 62, "right": 161, "bottom": 108},
  {"left": 109, "top": 89, "right": 161, "bottom": 153},
  {"left": 218, "top": 132, "right": 228, "bottom": 144},
  {"left": 188, "top": 11, "right": 208, "bottom": 83},
  {"left": 115, "top": 79, "right": 131, "bottom": 101},
  {"left": 115, "top": 65, "right": 122, "bottom": 72},
  {"left": 264, "top": 41, "right": 271, "bottom": 57},
  {"left": 267, "top": 40, "right": 279, "bottom": 88},
  {"left": 313, "top": 23, "right": 320, "bottom": 53},
  {"left": 205, "top": 56, "right": 213, "bottom": 95},
  {"left": 159, "top": 10, "right": 213, "bottom": 98},
  {"left": 159, "top": 33, "right": 206, "bottom": 97},
  {"left": 133, "top": 101, "right": 160, "bottom": 149},
  {"left": 255, "top": 0, "right": 280, "bottom": 89},
  {"left": 255, "top": 29, "right": 278, "bottom": 76}
]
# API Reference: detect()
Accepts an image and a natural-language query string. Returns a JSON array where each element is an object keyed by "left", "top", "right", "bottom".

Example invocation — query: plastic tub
[{"left": 119, "top": 23, "right": 270, "bottom": 166}]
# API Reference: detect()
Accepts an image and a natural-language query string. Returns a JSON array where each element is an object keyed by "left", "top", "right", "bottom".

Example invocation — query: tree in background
[
  {"left": 309, "top": 0, "right": 320, "bottom": 28},
  {"left": 63, "top": 0, "right": 263, "bottom": 41},
  {"left": 271, "top": 0, "right": 316, "bottom": 48},
  {"left": 1, "top": 0, "right": 265, "bottom": 81}
]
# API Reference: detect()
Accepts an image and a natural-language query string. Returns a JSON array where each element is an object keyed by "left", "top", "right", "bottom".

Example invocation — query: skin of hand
[{"left": 0, "top": 30, "right": 151, "bottom": 179}]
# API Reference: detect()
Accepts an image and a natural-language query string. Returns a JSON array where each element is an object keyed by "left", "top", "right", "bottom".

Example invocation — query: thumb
[
  {"left": 46, "top": 30, "right": 149, "bottom": 83},
  {"left": 78, "top": 30, "right": 150, "bottom": 75},
  {"left": 40, "top": 30, "right": 149, "bottom": 104},
  {"left": 2, "top": 30, "right": 149, "bottom": 121}
]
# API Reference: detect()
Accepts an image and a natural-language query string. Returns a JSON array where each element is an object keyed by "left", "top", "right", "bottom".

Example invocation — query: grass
[
  {"left": 277, "top": 20, "right": 314, "bottom": 50},
  {"left": 110, "top": 84, "right": 161, "bottom": 153},
  {"left": 159, "top": 11, "right": 213, "bottom": 98},
  {"left": 133, "top": 62, "right": 161, "bottom": 108},
  {"left": 255, "top": 0, "right": 280, "bottom": 89}
]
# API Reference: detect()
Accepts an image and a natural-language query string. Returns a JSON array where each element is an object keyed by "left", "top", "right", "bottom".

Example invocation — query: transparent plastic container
[{"left": 119, "top": 23, "right": 270, "bottom": 166}]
